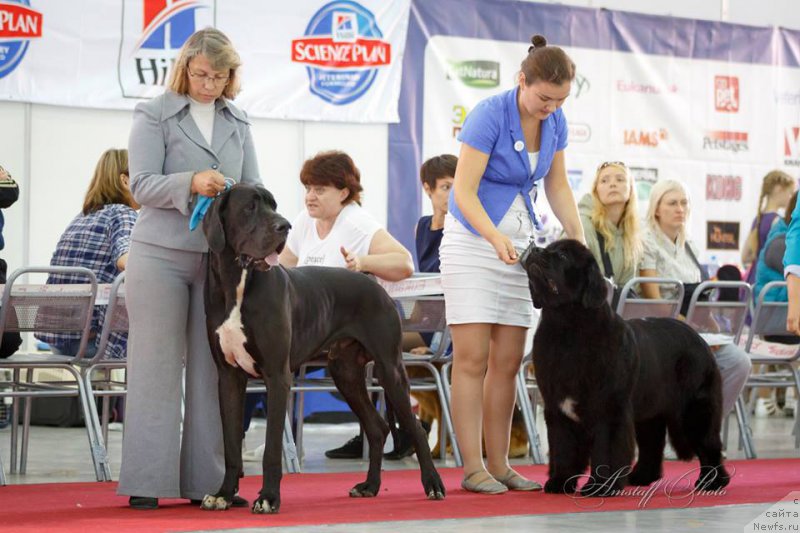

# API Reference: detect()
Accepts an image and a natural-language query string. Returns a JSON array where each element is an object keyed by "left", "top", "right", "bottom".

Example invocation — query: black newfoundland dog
[{"left": 521, "top": 239, "right": 729, "bottom": 496}]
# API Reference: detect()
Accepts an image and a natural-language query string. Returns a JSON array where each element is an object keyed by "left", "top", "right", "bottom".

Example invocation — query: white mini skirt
[{"left": 440, "top": 195, "right": 535, "bottom": 327}]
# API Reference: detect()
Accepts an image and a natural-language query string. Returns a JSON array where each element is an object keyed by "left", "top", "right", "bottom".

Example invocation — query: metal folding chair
[
  {"left": 0, "top": 267, "right": 108, "bottom": 482},
  {"left": 616, "top": 276, "right": 684, "bottom": 319},
  {"left": 395, "top": 295, "right": 461, "bottom": 466},
  {"left": 744, "top": 281, "right": 800, "bottom": 449},
  {"left": 684, "top": 280, "right": 756, "bottom": 458}
]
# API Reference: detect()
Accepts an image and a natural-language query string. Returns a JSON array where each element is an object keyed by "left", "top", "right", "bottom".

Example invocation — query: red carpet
[{"left": 2, "top": 459, "right": 798, "bottom": 532}]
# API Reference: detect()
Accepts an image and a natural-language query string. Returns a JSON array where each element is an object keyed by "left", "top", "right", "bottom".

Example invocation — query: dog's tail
[{"left": 385, "top": 399, "right": 400, "bottom": 448}]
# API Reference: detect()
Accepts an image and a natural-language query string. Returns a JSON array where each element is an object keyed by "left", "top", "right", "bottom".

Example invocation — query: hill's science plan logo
[
  {"left": 0, "top": 0, "right": 43, "bottom": 79},
  {"left": 291, "top": 1, "right": 391, "bottom": 105},
  {"left": 119, "top": 0, "right": 215, "bottom": 98}
]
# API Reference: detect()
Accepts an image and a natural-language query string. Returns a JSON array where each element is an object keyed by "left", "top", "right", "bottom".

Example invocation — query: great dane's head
[
  {"left": 203, "top": 184, "right": 291, "bottom": 271},
  {"left": 520, "top": 239, "right": 607, "bottom": 309}
]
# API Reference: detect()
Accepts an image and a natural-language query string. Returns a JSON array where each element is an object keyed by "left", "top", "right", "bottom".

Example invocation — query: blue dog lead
[{"left": 189, "top": 177, "right": 236, "bottom": 231}]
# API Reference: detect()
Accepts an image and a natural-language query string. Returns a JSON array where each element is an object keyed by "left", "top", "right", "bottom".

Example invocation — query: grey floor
[{"left": 1, "top": 405, "right": 798, "bottom": 532}]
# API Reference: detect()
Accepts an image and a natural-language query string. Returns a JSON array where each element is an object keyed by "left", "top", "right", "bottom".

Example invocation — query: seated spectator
[
  {"left": 35, "top": 149, "right": 138, "bottom": 359},
  {"left": 639, "top": 179, "right": 750, "bottom": 417},
  {"left": 0, "top": 163, "right": 22, "bottom": 358},
  {"left": 754, "top": 191, "right": 798, "bottom": 304},
  {"left": 415, "top": 154, "right": 456, "bottom": 273},
  {"left": 245, "top": 150, "right": 414, "bottom": 461},
  {"left": 579, "top": 161, "right": 643, "bottom": 296},
  {"left": 742, "top": 170, "right": 795, "bottom": 285}
]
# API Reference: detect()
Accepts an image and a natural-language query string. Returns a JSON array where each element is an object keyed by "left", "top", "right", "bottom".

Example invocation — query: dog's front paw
[
  {"left": 349, "top": 481, "right": 380, "bottom": 497},
  {"left": 694, "top": 466, "right": 729, "bottom": 492},
  {"left": 200, "top": 494, "right": 231, "bottom": 511},
  {"left": 252, "top": 494, "right": 280, "bottom": 514},
  {"left": 544, "top": 477, "right": 576, "bottom": 494},
  {"left": 628, "top": 467, "right": 661, "bottom": 487},
  {"left": 423, "top": 471, "right": 446, "bottom": 500}
]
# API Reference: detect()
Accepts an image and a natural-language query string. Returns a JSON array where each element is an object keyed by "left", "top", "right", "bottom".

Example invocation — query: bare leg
[
  {"left": 483, "top": 325, "right": 527, "bottom": 479},
  {"left": 450, "top": 323, "right": 492, "bottom": 477}
]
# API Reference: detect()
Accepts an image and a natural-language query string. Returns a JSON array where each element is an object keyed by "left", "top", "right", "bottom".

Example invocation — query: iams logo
[
  {"left": 623, "top": 128, "right": 669, "bottom": 147},
  {"left": 714, "top": 75, "right": 739, "bottom": 113},
  {"left": 0, "top": 0, "right": 43, "bottom": 80},
  {"left": 703, "top": 130, "right": 748, "bottom": 153},
  {"left": 291, "top": 1, "right": 391, "bottom": 105},
  {"left": 119, "top": 0, "right": 215, "bottom": 99},
  {"left": 784, "top": 126, "right": 800, "bottom": 167}
]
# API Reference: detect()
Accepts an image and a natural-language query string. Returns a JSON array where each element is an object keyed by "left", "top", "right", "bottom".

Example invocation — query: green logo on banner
[{"left": 448, "top": 60, "right": 500, "bottom": 88}]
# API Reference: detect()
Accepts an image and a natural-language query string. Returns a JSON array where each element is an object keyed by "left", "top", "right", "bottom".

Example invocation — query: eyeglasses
[
  {"left": 187, "top": 69, "right": 230, "bottom": 87},
  {"left": 598, "top": 161, "right": 627, "bottom": 171}
]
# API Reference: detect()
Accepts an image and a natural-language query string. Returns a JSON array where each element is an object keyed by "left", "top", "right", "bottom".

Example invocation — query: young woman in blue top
[{"left": 442, "top": 35, "right": 584, "bottom": 494}]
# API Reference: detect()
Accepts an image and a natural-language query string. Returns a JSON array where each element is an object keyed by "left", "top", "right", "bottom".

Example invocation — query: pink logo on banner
[
  {"left": 785, "top": 127, "right": 800, "bottom": 166},
  {"left": 714, "top": 76, "right": 739, "bottom": 113}
]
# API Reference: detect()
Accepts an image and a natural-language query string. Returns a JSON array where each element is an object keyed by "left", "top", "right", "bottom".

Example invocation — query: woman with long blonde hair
[{"left": 579, "top": 161, "right": 642, "bottom": 288}]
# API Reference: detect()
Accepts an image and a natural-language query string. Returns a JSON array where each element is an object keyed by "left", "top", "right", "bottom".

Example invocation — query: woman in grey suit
[{"left": 117, "top": 28, "right": 262, "bottom": 510}]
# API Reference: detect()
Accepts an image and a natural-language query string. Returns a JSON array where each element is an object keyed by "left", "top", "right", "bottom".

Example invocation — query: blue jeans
[{"left": 50, "top": 338, "right": 98, "bottom": 359}]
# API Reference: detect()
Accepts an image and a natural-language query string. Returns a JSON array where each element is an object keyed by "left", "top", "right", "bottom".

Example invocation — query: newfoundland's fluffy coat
[{"left": 521, "top": 239, "right": 729, "bottom": 496}]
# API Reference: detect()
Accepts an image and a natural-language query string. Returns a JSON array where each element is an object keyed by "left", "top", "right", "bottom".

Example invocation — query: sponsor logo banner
[
  {"left": 568, "top": 123, "right": 591, "bottom": 143},
  {"left": 702, "top": 130, "right": 749, "bottom": 153},
  {"left": 0, "top": 0, "right": 43, "bottom": 79},
  {"left": 446, "top": 59, "right": 500, "bottom": 88},
  {"left": 118, "top": 0, "right": 216, "bottom": 99},
  {"left": 616, "top": 79, "right": 677, "bottom": 95},
  {"left": 784, "top": 126, "right": 800, "bottom": 167},
  {"left": 706, "top": 221, "right": 740, "bottom": 250},
  {"left": 624, "top": 128, "right": 669, "bottom": 147},
  {"left": 629, "top": 166, "right": 658, "bottom": 201},
  {"left": 706, "top": 174, "right": 742, "bottom": 201},
  {"left": 714, "top": 75, "right": 739, "bottom": 112}
]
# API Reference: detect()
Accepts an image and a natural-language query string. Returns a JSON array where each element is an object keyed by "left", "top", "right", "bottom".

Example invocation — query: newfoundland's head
[{"left": 520, "top": 239, "right": 607, "bottom": 310}]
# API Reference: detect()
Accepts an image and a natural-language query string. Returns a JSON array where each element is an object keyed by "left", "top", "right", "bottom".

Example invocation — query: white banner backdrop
[
  {"left": 417, "top": 34, "right": 800, "bottom": 265},
  {"left": 0, "top": 0, "right": 410, "bottom": 122}
]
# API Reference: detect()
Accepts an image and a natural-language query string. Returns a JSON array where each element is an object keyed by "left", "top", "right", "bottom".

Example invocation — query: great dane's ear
[
  {"left": 581, "top": 259, "right": 608, "bottom": 309},
  {"left": 203, "top": 191, "right": 230, "bottom": 253}
]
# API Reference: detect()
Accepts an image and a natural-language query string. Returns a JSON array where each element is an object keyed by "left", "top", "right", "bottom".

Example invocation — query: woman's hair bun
[{"left": 528, "top": 34, "right": 547, "bottom": 53}]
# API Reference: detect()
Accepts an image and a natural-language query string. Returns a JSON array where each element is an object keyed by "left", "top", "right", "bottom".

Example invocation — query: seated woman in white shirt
[
  {"left": 279, "top": 150, "right": 414, "bottom": 459},
  {"left": 639, "top": 179, "right": 750, "bottom": 418}
]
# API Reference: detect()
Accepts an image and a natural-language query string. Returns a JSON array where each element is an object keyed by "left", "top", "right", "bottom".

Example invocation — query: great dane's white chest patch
[
  {"left": 216, "top": 270, "right": 257, "bottom": 374},
  {"left": 559, "top": 397, "right": 580, "bottom": 423}
]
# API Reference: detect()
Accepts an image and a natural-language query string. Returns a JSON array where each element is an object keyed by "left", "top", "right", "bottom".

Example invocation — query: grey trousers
[
  {"left": 715, "top": 343, "right": 752, "bottom": 416},
  {"left": 117, "top": 240, "right": 224, "bottom": 499}
]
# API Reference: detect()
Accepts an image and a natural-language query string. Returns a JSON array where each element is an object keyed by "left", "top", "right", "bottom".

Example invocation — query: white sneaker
[
  {"left": 754, "top": 397, "right": 785, "bottom": 418},
  {"left": 108, "top": 422, "right": 123, "bottom": 432},
  {"left": 243, "top": 443, "right": 265, "bottom": 462}
]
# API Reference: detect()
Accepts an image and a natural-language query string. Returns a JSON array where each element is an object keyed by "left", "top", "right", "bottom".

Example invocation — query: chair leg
[
  {"left": 282, "top": 411, "right": 301, "bottom": 473},
  {"left": 420, "top": 362, "right": 461, "bottom": 467},
  {"left": 734, "top": 396, "right": 757, "bottom": 459},
  {"left": 75, "top": 367, "right": 111, "bottom": 482},
  {"left": 20, "top": 397, "right": 31, "bottom": 474},
  {"left": 10, "top": 370, "right": 20, "bottom": 474},
  {"left": 721, "top": 408, "right": 730, "bottom": 450},
  {"left": 0, "top": 449, "right": 5, "bottom": 485},
  {"left": 515, "top": 369, "right": 544, "bottom": 464}
]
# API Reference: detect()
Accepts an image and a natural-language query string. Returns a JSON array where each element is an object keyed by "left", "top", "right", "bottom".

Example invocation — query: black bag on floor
[{"left": 17, "top": 397, "right": 85, "bottom": 427}]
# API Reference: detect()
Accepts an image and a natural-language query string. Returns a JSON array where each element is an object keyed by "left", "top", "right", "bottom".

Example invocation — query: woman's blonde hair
[
  {"left": 168, "top": 27, "right": 242, "bottom": 99},
  {"left": 752, "top": 170, "right": 795, "bottom": 250},
  {"left": 590, "top": 162, "right": 642, "bottom": 270},
  {"left": 646, "top": 179, "right": 690, "bottom": 246},
  {"left": 83, "top": 149, "right": 136, "bottom": 215}
]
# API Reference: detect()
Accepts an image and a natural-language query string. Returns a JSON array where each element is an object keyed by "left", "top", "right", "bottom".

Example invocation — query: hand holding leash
[
  {"left": 489, "top": 232, "right": 518, "bottom": 265},
  {"left": 191, "top": 169, "right": 226, "bottom": 197},
  {"left": 340, "top": 246, "right": 363, "bottom": 272}
]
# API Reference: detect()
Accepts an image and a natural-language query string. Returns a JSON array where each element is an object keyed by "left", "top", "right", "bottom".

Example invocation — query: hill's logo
[
  {"left": 291, "top": 1, "right": 391, "bottom": 105},
  {"left": 119, "top": 0, "right": 215, "bottom": 99},
  {"left": 446, "top": 60, "right": 499, "bottom": 88},
  {"left": 0, "top": 0, "right": 43, "bottom": 80}
]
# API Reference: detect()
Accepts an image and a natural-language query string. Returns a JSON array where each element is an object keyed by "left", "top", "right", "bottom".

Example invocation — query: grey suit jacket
[{"left": 128, "top": 91, "right": 262, "bottom": 252}]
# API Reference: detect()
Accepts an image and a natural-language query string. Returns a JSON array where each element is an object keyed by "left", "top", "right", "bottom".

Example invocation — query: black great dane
[{"left": 200, "top": 184, "right": 445, "bottom": 514}]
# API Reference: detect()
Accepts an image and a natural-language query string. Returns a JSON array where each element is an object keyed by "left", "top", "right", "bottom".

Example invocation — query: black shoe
[
  {"left": 190, "top": 494, "right": 249, "bottom": 507},
  {"left": 129, "top": 496, "right": 158, "bottom": 510},
  {"left": 384, "top": 419, "right": 432, "bottom": 460},
  {"left": 325, "top": 434, "right": 364, "bottom": 459}
]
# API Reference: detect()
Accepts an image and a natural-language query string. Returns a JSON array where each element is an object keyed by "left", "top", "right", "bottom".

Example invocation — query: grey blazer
[{"left": 128, "top": 91, "right": 262, "bottom": 252}]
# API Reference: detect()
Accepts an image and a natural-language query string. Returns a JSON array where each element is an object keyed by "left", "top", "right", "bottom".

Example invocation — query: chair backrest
[
  {"left": 91, "top": 272, "right": 128, "bottom": 363},
  {"left": 615, "top": 276, "right": 683, "bottom": 320},
  {"left": 0, "top": 266, "right": 97, "bottom": 362},
  {"left": 394, "top": 295, "right": 450, "bottom": 359},
  {"left": 745, "top": 280, "right": 800, "bottom": 355},
  {"left": 604, "top": 278, "right": 615, "bottom": 306},
  {"left": 685, "top": 281, "right": 751, "bottom": 343}
]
